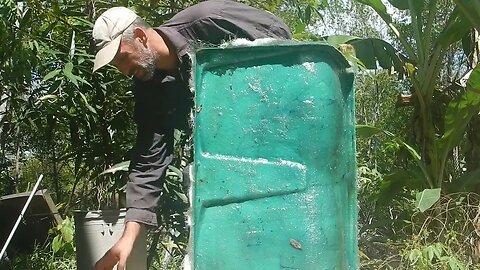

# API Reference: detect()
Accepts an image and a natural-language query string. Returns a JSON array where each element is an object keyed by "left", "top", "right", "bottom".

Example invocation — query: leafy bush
[
  {"left": 360, "top": 192, "right": 480, "bottom": 269},
  {"left": 0, "top": 217, "right": 76, "bottom": 270}
]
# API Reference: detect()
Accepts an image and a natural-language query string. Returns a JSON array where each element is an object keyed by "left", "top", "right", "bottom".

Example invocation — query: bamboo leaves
[
  {"left": 100, "top": 161, "right": 131, "bottom": 176},
  {"left": 63, "top": 62, "right": 78, "bottom": 88}
]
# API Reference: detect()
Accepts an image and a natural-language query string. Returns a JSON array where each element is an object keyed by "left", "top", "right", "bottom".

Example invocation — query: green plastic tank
[{"left": 191, "top": 42, "right": 357, "bottom": 270}]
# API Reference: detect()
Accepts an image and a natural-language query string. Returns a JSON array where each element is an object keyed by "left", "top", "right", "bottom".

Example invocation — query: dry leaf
[{"left": 289, "top": 239, "right": 302, "bottom": 250}]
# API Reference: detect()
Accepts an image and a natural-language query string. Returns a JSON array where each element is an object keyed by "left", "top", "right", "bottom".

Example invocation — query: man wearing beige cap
[{"left": 92, "top": 1, "right": 291, "bottom": 269}]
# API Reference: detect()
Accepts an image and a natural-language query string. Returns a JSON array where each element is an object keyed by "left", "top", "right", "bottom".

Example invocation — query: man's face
[{"left": 111, "top": 39, "right": 157, "bottom": 81}]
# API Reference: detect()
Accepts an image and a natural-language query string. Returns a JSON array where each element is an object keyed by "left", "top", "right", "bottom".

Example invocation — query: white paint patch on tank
[
  {"left": 202, "top": 153, "right": 306, "bottom": 172},
  {"left": 219, "top": 38, "right": 286, "bottom": 48},
  {"left": 303, "top": 95, "right": 315, "bottom": 107},
  {"left": 302, "top": 62, "right": 316, "bottom": 73}
]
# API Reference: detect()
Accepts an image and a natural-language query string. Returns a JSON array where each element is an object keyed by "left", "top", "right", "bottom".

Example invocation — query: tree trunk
[
  {"left": 14, "top": 141, "right": 20, "bottom": 193},
  {"left": 47, "top": 114, "right": 60, "bottom": 201}
]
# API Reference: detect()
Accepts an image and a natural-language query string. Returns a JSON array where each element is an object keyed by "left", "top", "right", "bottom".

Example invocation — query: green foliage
[
  {"left": 453, "top": 0, "right": 480, "bottom": 32},
  {"left": 49, "top": 216, "right": 75, "bottom": 256},
  {"left": 326, "top": 35, "right": 409, "bottom": 75},
  {"left": 354, "top": 70, "right": 412, "bottom": 170},
  {"left": 0, "top": 0, "right": 138, "bottom": 208},
  {"left": 99, "top": 160, "right": 130, "bottom": 176},
  {"left": 357, "top": 125, "right": 422, "bottom": 162},
  {"left": 402, "top": 193, "right": 480, "bottom": 269},
  {"left": 360, "top": 191, "right": 480, "bottom": 269},
  {"left": 3, "top": 245, "right": 76, "bottom": 270},
  {"left": 0, "top": 217, "right": 76, "bottom": 270},
  {"left": 349, "top": 0, "right": 480, "bottom": 196},
  {"left": 147, "top": 231, "right": 186, "bottom": 270},
  {"left": 354, "top": 0, "right": 393, "bottom": 24},
  {"left": 415, "top": 188, "right": 441, "bottom": 212},
  {"left": 329, "top": 1, "right": 480, "bottom": 268},
  {"left": 406, "top": 242, "right": 465, "bottom": 270}
]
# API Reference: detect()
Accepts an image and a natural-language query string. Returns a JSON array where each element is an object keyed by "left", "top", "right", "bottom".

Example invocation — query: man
[{"left": 92, "top": 1, "right": 291, "bottom": 269}]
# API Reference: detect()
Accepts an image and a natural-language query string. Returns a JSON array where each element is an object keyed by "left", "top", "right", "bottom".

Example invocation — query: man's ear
[{"left": 133, "top": 27, "right": 148, "bottom": 46}]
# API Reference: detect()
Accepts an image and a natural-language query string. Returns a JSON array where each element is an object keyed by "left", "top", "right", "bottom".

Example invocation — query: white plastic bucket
[{"left": 74, "top": 209, "right": 147, "bottom": 270}]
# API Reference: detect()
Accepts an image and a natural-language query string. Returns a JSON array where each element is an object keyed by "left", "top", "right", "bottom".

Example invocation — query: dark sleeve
[
  {"left": 125, "top": 124, "right": 173, "bottom": 227},
  {"left": 126, "top": 73, "right": 191, "bottom": 227}
]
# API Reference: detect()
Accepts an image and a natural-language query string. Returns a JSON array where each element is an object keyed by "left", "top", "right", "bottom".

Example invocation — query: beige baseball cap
[{"left": 92, "top": 7, "right": 138, "bottom": 71}]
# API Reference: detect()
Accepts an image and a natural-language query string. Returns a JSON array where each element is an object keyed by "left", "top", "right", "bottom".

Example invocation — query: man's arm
[
  {"left": 94, "top": 221, "right": 144, "bottom": 270},
  {"left": 125, "top": 123, "right": 175, "bottom": 226},
  {"left": 94, "top": 67, "right": 188, "bottom": 268},
  {"left": 95, "top": 119, "right": 176, "bottom": 269}
]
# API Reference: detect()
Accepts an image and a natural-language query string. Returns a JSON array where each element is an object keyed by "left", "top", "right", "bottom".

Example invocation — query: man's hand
[{"left": 94, "top": 221, "right": 144, "bottom": 270}]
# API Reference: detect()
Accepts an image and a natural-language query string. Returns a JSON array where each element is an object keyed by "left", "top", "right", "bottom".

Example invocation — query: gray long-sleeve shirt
[{"left": 126, "top": 0, "right": 292, "bottom": 226}]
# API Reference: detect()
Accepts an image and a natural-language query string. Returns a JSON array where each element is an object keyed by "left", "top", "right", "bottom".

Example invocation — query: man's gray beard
[{"left": 138, "top": 47, "right": 157, "bottom": 81}]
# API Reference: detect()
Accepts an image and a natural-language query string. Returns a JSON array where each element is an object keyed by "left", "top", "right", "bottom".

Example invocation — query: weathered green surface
[{"left": 193, "top": 43, "right": 357, "bottom": 270}]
